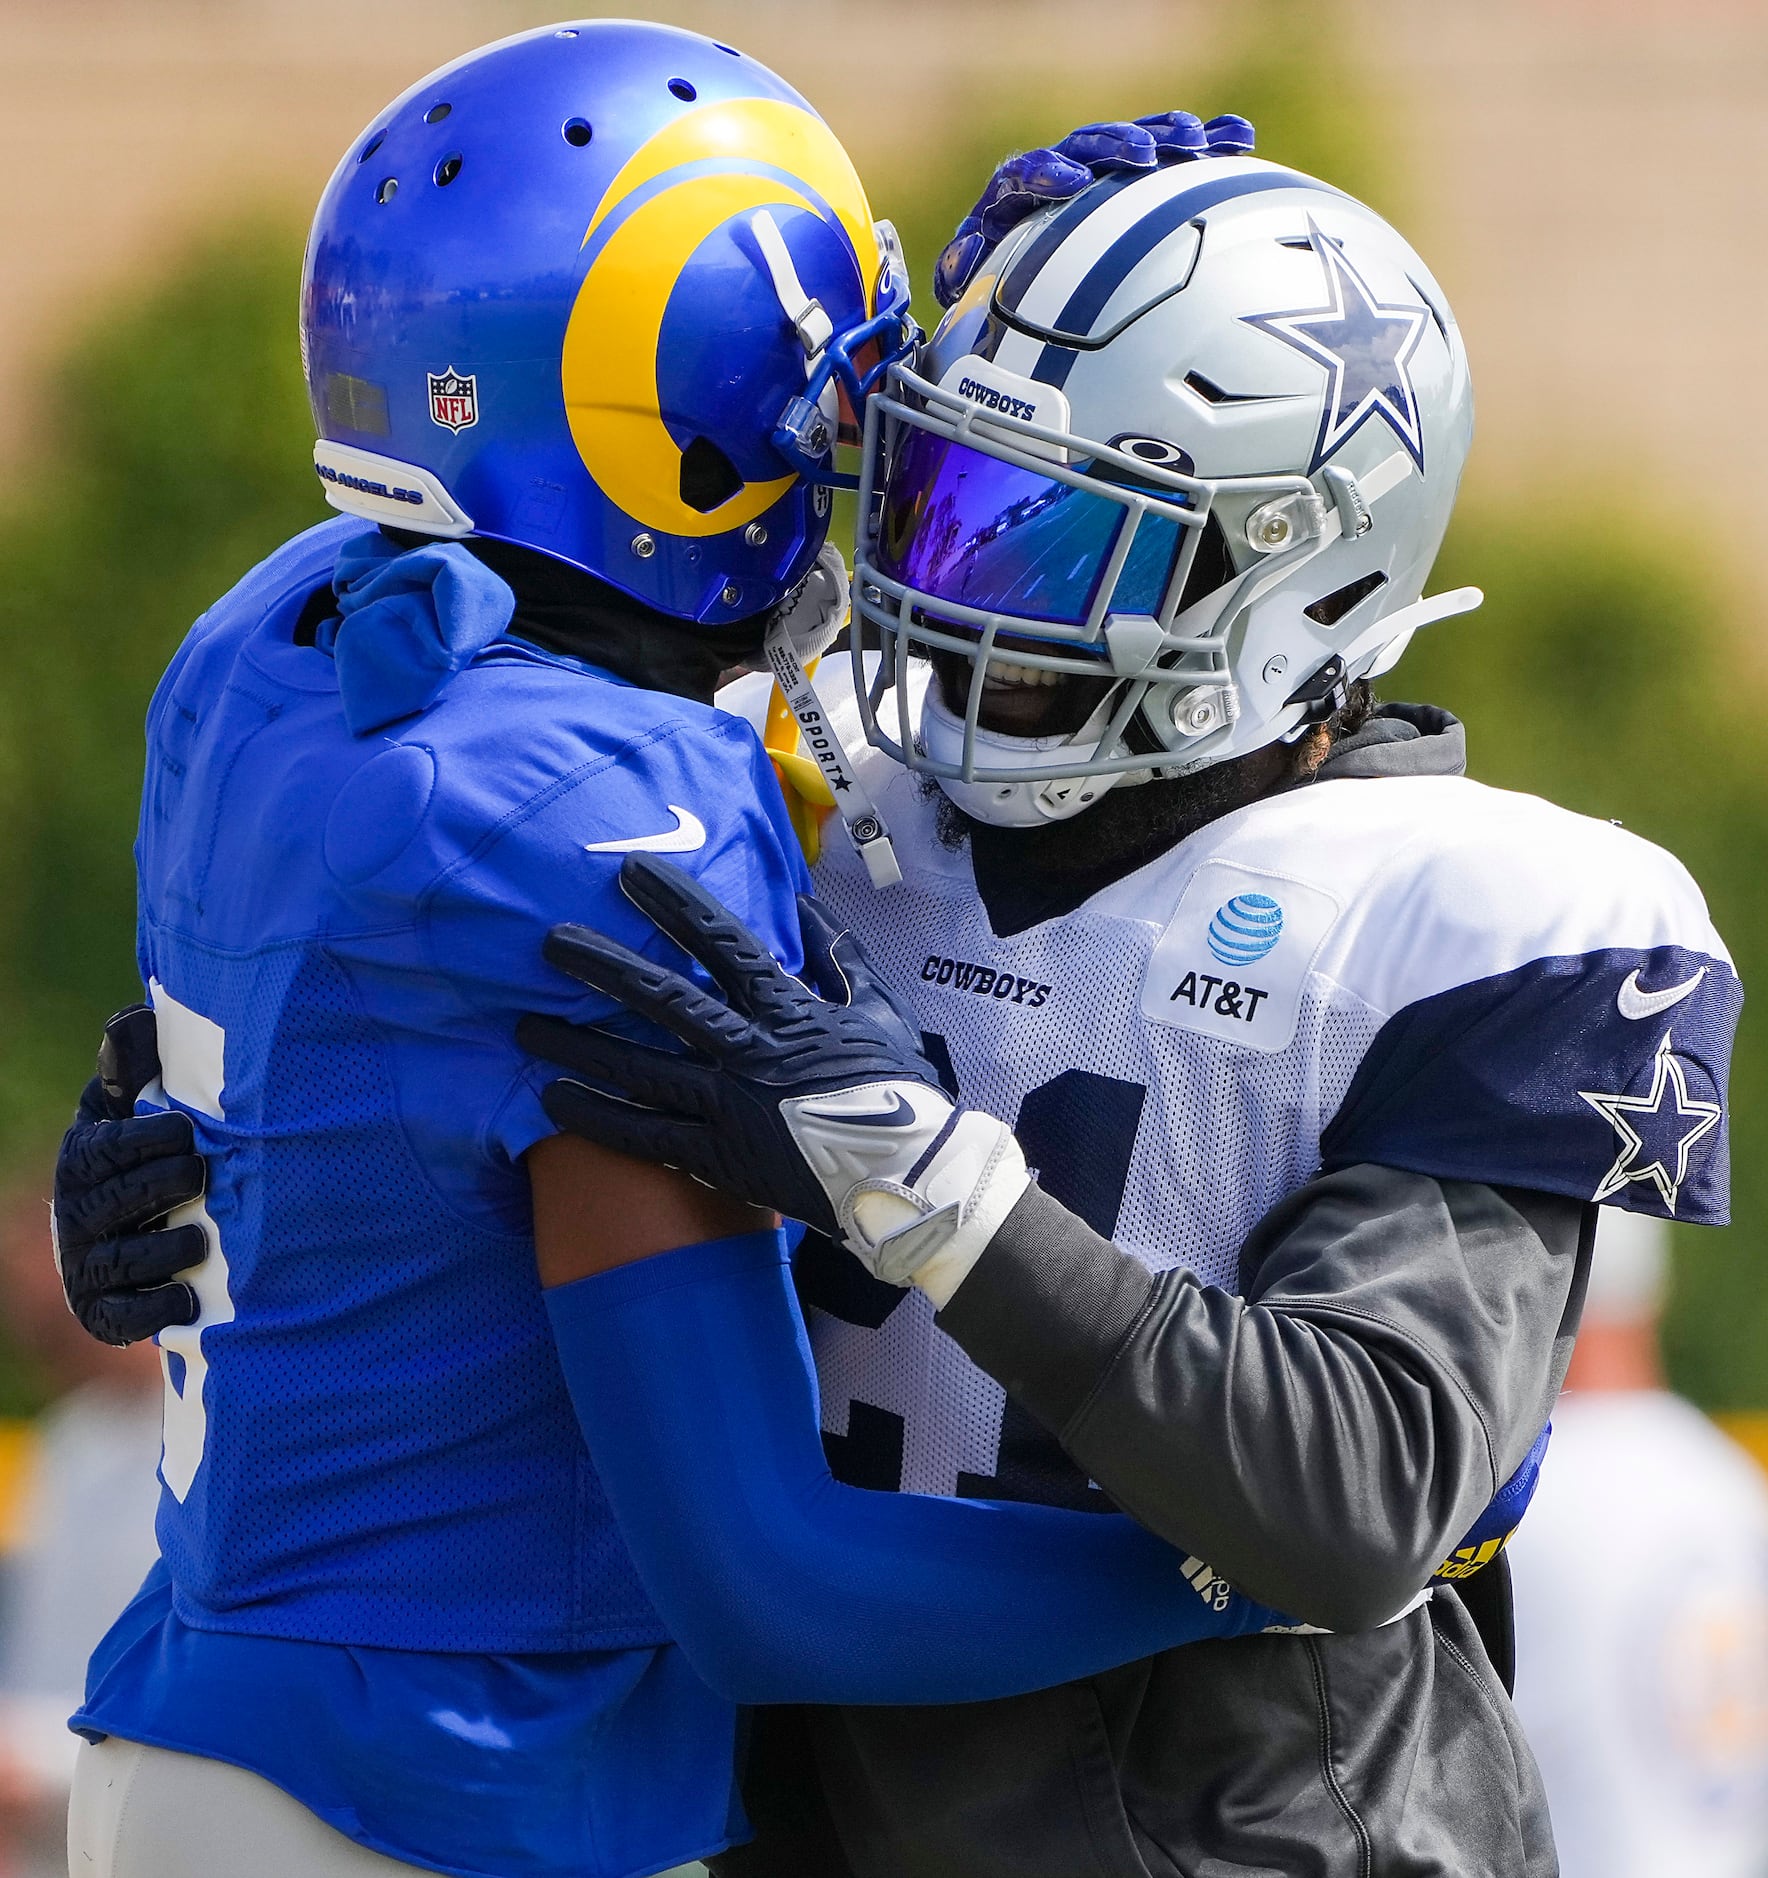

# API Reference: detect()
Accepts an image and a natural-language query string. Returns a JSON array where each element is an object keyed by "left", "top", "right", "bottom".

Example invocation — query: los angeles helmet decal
[
  {"left": 302, "top": 22, "right": 896, "bottom": 621},
  {"left": 561, "top": 98, "right": 880, "bottom": 540}
]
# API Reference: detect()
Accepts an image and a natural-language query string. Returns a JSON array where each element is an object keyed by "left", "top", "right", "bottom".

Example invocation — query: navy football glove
[
  {"left": 53, "top": 1004, "right": 207, "bottom": 1346},
  {"left": 934, "top": 109, "right": 1257, "bottom": 307},
  {"left": 519, "top": 855, "right": 1029, "bottom": 1292}
]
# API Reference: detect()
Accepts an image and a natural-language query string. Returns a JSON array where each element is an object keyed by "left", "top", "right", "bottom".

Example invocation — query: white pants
[
  {"left": 68, "top": 1737, "right": 429, "bottom": 1876},
  {"left": 67, "top": 1734, "right": 713, "bottom": 1877}
]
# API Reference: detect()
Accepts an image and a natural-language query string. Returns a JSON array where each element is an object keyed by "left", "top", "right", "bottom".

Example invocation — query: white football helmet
[{"left": 847, "top": 156, "right": 1479, "bottom": 826}]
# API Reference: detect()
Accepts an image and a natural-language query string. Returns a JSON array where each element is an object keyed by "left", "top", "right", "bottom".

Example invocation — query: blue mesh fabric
[
  {"left": 132, "top": 518, "right": 810, "bottom": 1653},
  {"left": 153, "top": 938, "right": 656, "bottom": 1649}
]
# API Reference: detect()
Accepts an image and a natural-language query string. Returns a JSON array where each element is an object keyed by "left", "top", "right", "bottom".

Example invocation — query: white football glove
[{"left": 519, "top": 855, "right": 1028, "bottom": 1300}]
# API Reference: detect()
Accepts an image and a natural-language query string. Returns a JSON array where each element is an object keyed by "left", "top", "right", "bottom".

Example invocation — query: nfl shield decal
[{"left": 428, "top": 368, "right": 478, "bottom": 433}]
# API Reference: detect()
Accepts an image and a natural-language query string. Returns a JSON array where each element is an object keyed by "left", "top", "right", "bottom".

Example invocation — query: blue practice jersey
[
  {"left": 76, "top": 519, "right": 809, "bottom": 1873},
  {"left": 125, "top": 517, "right": 807, "bottom": 1650}
]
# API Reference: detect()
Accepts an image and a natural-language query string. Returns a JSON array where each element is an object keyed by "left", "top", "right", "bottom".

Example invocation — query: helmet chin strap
[
  {"left": 1029, "top": 687, "right": 1148, "bottom": 820},
  {"left": 764, "top": 614, "right": 903, "bottom": 889},
  {"left": 924, "top": 685, "right": 1145, "bottom": 829}
]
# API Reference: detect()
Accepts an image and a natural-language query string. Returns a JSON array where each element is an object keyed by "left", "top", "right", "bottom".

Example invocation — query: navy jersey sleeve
[
  {"left": 409, "top": 687, "right": 811, "bottom": 1168},
  {"left": 1322, "top": 944, "right": 1738, "bottom": 1221},
  {"left": 1320, "top": 815, "right": 1739, "bottom": 1224}
]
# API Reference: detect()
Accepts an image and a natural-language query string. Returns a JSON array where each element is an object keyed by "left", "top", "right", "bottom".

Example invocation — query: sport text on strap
[{"left": 763, "top": 620, "right": 903, "bottom": 889}]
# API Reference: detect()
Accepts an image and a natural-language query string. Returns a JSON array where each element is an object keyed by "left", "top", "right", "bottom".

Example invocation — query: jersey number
[
  {"left": 806, "top": 1040, "right": 1147, "bottom": 1507},
  {"left": 1011, "top": 1065, "right": 1148, "bottom": 1238},
  {"left": 147, "top": 981, "right": 236, "bottom": 1503}
]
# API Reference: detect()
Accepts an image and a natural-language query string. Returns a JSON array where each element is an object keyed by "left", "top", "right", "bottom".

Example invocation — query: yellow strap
[
  {"left": 1717, "top": 1412, "right": 1768, "bottom": 1481},
  {"left": 763, "top": 658, "right": 836, "bottom": 864},
  {"left": 0, "top": 1419, "right": 38, "bottom": 1555}
]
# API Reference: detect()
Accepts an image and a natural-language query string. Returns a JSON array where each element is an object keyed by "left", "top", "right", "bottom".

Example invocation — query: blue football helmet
[{"left": 301, "top": 21, "right": 913, "bottom": 624}]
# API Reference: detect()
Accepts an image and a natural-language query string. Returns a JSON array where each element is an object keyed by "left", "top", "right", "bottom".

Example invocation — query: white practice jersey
[{"left": 724, "top": 664, "right": 1739, "bottom": 1510}]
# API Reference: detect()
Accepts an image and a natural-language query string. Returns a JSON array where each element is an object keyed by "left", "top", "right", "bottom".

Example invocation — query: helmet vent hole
[
  {"left": 554, "top": 26, "right": 579, "bottom": 36},
  {"left": 375, "top": 177, "right": 398, "bottom": 205},
  {"left": 1408, "top": 272, "right": 1451, "bottom": 340},
  {"left": 562, "top": 118, "right": 593, "bottom": 147},
  {"left": 1303, "top": 571, "right": 1388, "bottom": 627},
  {"left": 714, "top": 42, "right": 740, "bottom": 55},
  {"left": 424, "top": 102, "right": 451, "bottom": 124},
  {"left": 668, "top": 77, "right": 697, "bottom": 102},
  {"left": 679, "top": 435, "right": 744, "bottom": 514},
  {"left": 358, "top": 130, "right": 386, "bottom": 165},
  {"left": 1182, "top": 370, "right": 1270, "bottom": 406},
  {"left": 433, "top": 153, "right": 462, "bottom": 187}
]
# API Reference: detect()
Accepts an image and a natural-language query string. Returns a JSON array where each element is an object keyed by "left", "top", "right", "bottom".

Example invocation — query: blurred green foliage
[
  {"left": 0, "top": 226, "right": 326, "bottom": 1174},
  {"left": 0, "top": 13, "right": 1758, "bottom": 1409}
]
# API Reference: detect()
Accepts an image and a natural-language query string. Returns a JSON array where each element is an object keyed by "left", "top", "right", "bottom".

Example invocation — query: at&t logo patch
[
  {"left": 1207, "top": 893, "right": 1285, "bottom": 966},
  {"left": 1142, "top": 863, "right": 1339, "bottom": 1053},
  {"left": 428, "top": 367, "right": 479, "bottom": 433}
]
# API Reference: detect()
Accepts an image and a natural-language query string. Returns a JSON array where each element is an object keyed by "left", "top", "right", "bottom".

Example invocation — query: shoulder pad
[{"left": 1318, "top": 786, "right": 1738, "bottom": 1223}]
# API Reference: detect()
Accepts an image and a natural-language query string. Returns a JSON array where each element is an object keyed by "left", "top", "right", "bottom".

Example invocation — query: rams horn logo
[{"left": 561, "top": 99, "right": 879, "bottom": 540}]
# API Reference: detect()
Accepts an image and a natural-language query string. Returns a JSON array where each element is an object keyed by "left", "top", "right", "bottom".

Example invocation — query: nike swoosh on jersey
[
  {"left": 583, "top": 806, "right": 707, "bottom": 855},
  {"left": 1616, "top": 966, "right": 1706, "bottom": 1021}
]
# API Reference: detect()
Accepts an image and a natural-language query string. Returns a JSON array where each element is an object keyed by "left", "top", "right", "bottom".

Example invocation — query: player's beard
[{"left": 927, "top": 734, "right": 1322, "bottom": 885}]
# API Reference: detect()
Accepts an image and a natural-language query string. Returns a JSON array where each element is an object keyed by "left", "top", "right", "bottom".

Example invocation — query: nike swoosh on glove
[
  {"left": 53, "top": 1004, "right": 208, "bottom": 1346},
  {"left": 518, "top": 855, "right": 1030, "bottom": 1294},
  {"left": 934, "top": 110, "right": 1257, "bottom": 308}
]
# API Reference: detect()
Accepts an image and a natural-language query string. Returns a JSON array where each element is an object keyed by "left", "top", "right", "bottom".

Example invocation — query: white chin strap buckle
[
  {"left": 1033, "top": 774, "right": 1107, "bottom": 821},
  {"left": 753, "top": 209, "right": 834, "bottom": 359}
]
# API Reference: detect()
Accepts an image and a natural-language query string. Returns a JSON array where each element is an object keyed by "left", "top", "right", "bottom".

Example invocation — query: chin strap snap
[{"left": 1284, "top": 652, "right": 1351, "bottom": 726}]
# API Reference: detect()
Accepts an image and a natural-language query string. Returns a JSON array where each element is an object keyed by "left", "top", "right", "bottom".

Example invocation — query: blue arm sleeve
[{"left": 545, "top": 1230, "right": 1281, "bottom": 1706}]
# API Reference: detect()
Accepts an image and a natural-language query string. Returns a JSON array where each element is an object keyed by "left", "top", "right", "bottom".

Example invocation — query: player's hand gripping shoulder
[
  {"left": 935, "top": 108, "right": 1256, "bottom": 307},
  {"left": 54, "top": 1005, "right": 207, "bottom": 1345},
  {"left": 519, "top": 854, "right": 1029, "bottom": 1299}
]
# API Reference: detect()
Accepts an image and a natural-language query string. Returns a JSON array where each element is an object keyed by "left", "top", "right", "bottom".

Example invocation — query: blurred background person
[
  {"left": 1510, "top": 1206, "right": 1768, "bottom": 1878},
  {"left": 0, "top": 1189, "right": 161, "bottom": 1878}
]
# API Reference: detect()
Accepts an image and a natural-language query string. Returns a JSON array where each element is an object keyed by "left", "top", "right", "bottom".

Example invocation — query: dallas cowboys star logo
[
  {"left": 1243, "top": 220, "right": 1431, "bottom": 474},
  {"left": 1579, "top": 1030, "right": 1723, "bottom": 1213}
]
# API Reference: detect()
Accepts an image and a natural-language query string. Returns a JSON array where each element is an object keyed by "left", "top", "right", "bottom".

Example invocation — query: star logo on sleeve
[
  {"left": 1579, "top": 1030, "right": 1723, "bottom": 1213},
  {"left": 1242, "top": 219, "right": 1431, "bottom": 473}
]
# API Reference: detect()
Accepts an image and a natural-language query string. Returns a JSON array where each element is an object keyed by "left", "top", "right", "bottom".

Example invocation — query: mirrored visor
[{"left": 874, "top": 427, "right": 1185, "bottom": 629}]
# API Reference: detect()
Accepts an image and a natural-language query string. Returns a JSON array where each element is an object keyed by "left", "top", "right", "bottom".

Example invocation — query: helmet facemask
[
  {"left": 853, "top": 361, "right": 1352, "bottom": 825},
  {"left": 846, "top": 161, "right": 1480, "bottom": 830}
]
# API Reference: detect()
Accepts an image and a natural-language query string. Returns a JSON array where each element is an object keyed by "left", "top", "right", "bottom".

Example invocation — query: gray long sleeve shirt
[
  {"left": 728, "top": 1162, "right": 1590, "bottom": 1878},
  {"left": 941, "top": 1168, "right": 1592, "bottom": 1631}
]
